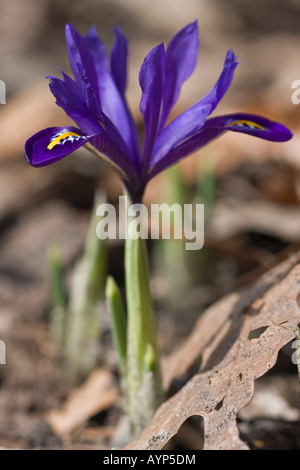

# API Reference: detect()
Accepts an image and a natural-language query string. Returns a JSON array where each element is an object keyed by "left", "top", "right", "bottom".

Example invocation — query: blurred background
[{"left": 0, "top": 0, "right": 300, "bottom": 450}]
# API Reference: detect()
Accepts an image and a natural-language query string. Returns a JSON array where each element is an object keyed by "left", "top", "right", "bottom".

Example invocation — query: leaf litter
[{"left": 127, "top": 252, "right": 300, "bottom": 450}]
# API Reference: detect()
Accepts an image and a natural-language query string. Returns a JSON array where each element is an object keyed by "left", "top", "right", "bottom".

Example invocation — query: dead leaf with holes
[{"left": 127, "top": 252, "right": 300, "bottom": 450}]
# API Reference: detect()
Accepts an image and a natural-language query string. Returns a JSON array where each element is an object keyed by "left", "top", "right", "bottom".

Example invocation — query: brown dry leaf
[
  {"left": 128, "top": 252, "right": 300, "bottom": 450},
  {"left": 46, "top": 368, "right": 119, "bottom": 437},
  {"left": 210, "top": 199, "right": 300, "bottom": 243}
]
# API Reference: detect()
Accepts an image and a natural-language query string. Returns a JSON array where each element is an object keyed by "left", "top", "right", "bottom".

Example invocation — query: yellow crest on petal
[
  {"left": 229, "top": 120, "right": 265, "bottom": 130},
  {"left": 47, "top": 130, "right": 83, "bottom": 150}
]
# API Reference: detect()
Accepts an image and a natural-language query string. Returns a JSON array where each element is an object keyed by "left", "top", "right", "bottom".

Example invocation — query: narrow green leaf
[
  {"left": 47, "top": 243, "right": 67, "bottom": 310},
  {"left": 83, "top": 190, "right": 108, "bottom": 300},
  {"left": 106, "top": 275, "right": 127, "bottom": 375},
  {"left": 64, "top": 190, "right": 108, "bottom": 380},
  {"left": 196, "top": 154, "right": 216, "bottom": 224},
  {"left": 143, "top": 343, "right": 156, "bottom": 373},
  {"left": 47, "top": 243, "right": 67, "bottom": 344}
]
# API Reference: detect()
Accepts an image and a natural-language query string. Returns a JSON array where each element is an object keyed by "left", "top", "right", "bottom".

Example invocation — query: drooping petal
[
  {"left": 159, "top": 20, "right": 199, "bottom": 131},
  {"left": 148, "top": 113, "right": 293, "bottom": 180},
  {"left": 24, "top": 125, "right": 140, "bottom": 189},
  {"left": 111, "top": 27, "right": 128, "bottom": 96},
  {"left": 90, "top": 133, "right": 140, "bottom": 188},
  {"left": 215, "top": 113, "right": 293, "bottom": 141},
  {"left": 48, "top": 71, "right": 102, "bottom": 135},
  {"left": 139, "top": 42, "right": 165, "bottom": 175},
  {"left": 152, "top": 49, "right": 239, "bottom": 166},
  {"left": 24, "top": 126, "right": 95, "bottom": 167}
]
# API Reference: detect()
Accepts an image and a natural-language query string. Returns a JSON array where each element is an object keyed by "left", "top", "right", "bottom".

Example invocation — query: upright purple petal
[
  {"left": 48, "top": 72, "right": 103, "bottom": 135},
  {"left": 139, "top": 42, "right": 165, "bottom": 175},
  {"left": 66, "top": 24, "right": 137, "bottom": 158},
  {"left": 159, "top": 20, "right": 199, "bottom": 131},
  {"left": 25, "top": 126, "right": 96, "bottom": 167},
  {"left": 85, "top": 25, "right": 140, "bottom": 160},
  {"left": 148, "top": 113, "right": 293, "bottom": 180},
  {"left": 151, "top": 49, "right": 239, "bottom": 166},
  {"left": 111, "top": 27, "right": 128, "bottom": 96},
  {"left": 65, "top": 24, "right": 99, "bottom": 97},
  {"left": 110, "top": 27, "right": 141, "bottom": 165}
]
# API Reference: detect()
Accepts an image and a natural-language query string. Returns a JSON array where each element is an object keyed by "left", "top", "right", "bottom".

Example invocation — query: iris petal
[
  {"left": 139, "top": 42, "right": 165, "bottom": 175},
  {"left": 148, "top": 113, "right": 293, "bottom": 179},
  {"left": 90, "top": 133, "right": 140, "bottom": 188},
  {"left": 25, "top": 126, "right": 140, "bottom": 190},
  {"left": 65, "top": 24, "right": 99, "bottom": 97},
  {"left": 48, "top": 71, "right": 102, "bottom": 135},
  {"left": 85, "top": 26, "right": 139, "bottom": 159},
  {"left": 151, "top": 49, "right": 239, "bottom": 167},
  {"left": 24, "top": 126, "right": 95, "bottom": 167},
  {"left": 217, "top": 113, "right": 293, "bottom": 141},
  {"left": 111, "top": 27, "right": 128, "bottom": 96},
  {"left": 109, "top": 27, "right": 141, "bottom": 164},
  {"left": 159, "top": 20, "right": 199, "bottom": 131}
]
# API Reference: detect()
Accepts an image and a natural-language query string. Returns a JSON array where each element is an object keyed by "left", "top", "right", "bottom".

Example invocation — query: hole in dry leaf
[
  {"left": 296, "top": 293, "right": 300, "bottom": 309},
  {"left": 248, "top": 326, "right": 268, "bottom": 340},
  {"left": 169, "top": 354, "right": 203, "bottom": 396},
  {"left": 215, "top": 397, "right": 224, "bottom": 411},
  {"left": 170, "top": 415, "right": 204, "bottom": 450},
  {"left": 237, "top": 362, "right": 300, "bottom": 450},
  {"left": 270, "top": 339, "right": 298, "bottom": 375}
]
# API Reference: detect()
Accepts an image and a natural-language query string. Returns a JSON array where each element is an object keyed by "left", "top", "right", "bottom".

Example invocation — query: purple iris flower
[{"left": 24, "top": 21, "right": 292, "bottom": 202}]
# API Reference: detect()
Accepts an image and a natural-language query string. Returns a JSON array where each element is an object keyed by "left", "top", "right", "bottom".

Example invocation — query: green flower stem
[{"left": 124, "top": 195, "right": 163, "bottom": 437}]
